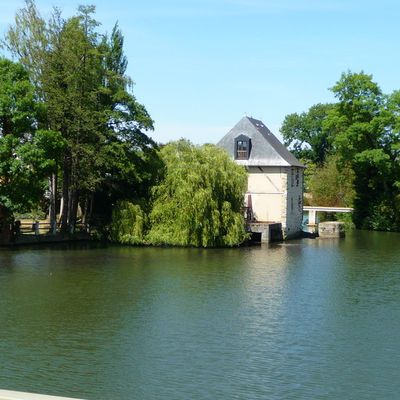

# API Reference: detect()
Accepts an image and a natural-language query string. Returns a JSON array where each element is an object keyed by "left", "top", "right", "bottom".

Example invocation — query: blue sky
[{"left": 1, "top": 0, "right": 400, "bottom": 144}]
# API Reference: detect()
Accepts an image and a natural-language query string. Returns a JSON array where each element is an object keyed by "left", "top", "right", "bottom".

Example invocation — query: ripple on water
[{"left": 0, "top": 233, "right": 400, "bottom": 399}]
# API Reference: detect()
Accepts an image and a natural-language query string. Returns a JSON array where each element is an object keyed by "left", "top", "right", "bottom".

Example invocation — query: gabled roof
[{"left": 217, "top": 116, "right": 304, "bottom": 168}]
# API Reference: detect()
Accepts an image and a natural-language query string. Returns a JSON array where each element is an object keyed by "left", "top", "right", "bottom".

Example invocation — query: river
[{"left": 0, "top": 230, "right": 400, "bottom": 399}]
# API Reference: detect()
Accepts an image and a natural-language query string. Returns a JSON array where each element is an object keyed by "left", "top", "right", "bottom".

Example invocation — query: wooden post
[{"left": 34, "top": 221, "right": 40, "bottom": 235}]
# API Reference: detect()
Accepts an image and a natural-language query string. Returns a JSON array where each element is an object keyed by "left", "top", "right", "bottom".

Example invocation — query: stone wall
[
  {"left": 246, "top": 166, "right": 286, "bottom": 222},
  {"left": 245, "top": 166, "right": 304, "bottom": 239},
  {"left": 284, "top": 166, "right": 304, "bottom": 238}
]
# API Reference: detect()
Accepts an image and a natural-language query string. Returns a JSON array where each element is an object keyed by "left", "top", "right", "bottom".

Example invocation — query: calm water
[{"left": 1, "top": 231, "right": 400, "bottom": 399}]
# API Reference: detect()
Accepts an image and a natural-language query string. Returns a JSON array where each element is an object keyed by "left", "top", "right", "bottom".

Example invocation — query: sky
[{"left": 1, "top": 0, "right": 400, "bottom": 144}]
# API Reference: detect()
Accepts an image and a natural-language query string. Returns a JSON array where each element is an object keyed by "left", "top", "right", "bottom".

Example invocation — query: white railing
[
  {"left": 303, "top": 206, "right": 354, "bottom": 225},
  {"left": 303, "top": 206, "right": 353, "bottom": 213}
]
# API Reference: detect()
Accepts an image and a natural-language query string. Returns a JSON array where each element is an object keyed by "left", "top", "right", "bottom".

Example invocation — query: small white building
[{"left": 217, "top": 116, "right": 305, "bottom": 239}]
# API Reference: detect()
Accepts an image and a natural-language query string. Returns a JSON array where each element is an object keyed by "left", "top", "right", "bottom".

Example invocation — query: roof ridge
[{"left": 217, "top": 116, "right": 304, "bottom": 168}]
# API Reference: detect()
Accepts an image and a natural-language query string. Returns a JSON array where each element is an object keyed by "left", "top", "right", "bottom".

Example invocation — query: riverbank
[{"left": 2, "top": 232, "right": 92, "bottom": 247}]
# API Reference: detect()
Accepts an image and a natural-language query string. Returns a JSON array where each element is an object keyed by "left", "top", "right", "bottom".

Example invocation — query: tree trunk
[
  {"left": 69, "top": 190, "right": 79, "bottom": 234},
  {"left": 88, "top": 193, "right": 94, "bottom": 232},
  {"left": 60, "top": 159, "right": 70, "bottom": 233},
  {"left": 82, "top": 195, "right": 88, "bottom": 225},
  {"left": 48, "top": 172, "right": 57, "bottom": 234}
]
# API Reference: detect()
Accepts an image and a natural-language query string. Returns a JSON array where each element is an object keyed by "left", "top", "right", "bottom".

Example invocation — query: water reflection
[{"left": 0, "top": 233, "right": 400, "bottom": 399}]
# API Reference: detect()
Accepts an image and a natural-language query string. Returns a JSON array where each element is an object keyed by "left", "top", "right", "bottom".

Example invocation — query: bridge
[{"left": 303, "top": 206, "right": 354, "bottom": 225}]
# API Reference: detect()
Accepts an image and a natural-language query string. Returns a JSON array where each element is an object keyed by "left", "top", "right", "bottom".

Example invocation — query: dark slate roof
[{"left": 217, "top": 116, "right": 304, "bottom": 168}]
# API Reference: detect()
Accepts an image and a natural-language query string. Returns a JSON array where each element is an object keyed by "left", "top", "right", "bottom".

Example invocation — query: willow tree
[{"left": 147, "top": 140, "right": 248, "bottom": 247}]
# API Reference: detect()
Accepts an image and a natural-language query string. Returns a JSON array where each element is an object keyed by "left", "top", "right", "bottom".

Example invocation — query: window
[
  {"left": 235, "top": 135, "right": 251, "bottom": 160},
  {"left": 236, "top": 140, "right": 248, "bottom": 159}
]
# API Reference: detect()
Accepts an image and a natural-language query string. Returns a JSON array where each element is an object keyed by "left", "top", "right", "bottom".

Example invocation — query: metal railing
[{"left": 236, "top": 150, "right": 248, "bottom": 159}]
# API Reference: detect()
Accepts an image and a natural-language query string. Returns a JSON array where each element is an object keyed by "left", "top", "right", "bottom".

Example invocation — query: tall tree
[
  {"left": 327, "top": 71, "right": 400, "bottom": 229},
  {"left": 92, "top": 23, "right": 159, "bottom": 221},
  {"left": 0, "top": 58, "right": 63, "bottom": 213},
  {"left": 0, "top": 58, "right": 38, "bottom": 213},
  {"left": 281, "top": 71, "right": 400, "bottom": 230},
  {"left": 281, "top": 103, "right": 334, "bottom": 164},
  {"left": 5, "top": 1, "right": 157, "bottom": 232}
]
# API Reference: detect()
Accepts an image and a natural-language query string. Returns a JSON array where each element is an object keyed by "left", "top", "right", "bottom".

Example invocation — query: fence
[{"left": 14, "top": 220, "right": 89, "bottom": 237}]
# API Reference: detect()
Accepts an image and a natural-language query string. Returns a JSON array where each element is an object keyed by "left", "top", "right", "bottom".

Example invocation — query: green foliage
[
  {"left": 301, "top": 159, "right": 316, "bottom": 200},
  {"left": 336, "top": 213, "right": 355, "bottom": 231},
  {"left": 280, "top": 103, "right": 334, "bottom": 164},
  {"left": 282, "top": 70, "right": 400, "bottom": 231},
  {"left": 0, "top": 135, "right": 44, "bottom": 212},
  {"left": 330, "top": 71, "right": 383, "bottom": 124},
  {"left": 308, "top": 155, "right": 355, "bottom": 207},
  {"left": 0, "top": 58, "right": 37, "bottom": 136},
  {"left": 109, "top": 201, "right": 146, "bottom": 244},
  {"left": 0, "top": 58, "right": 57, "bottom": 212},
  {"left": 328, "top": 72, "right": 400, "bottom": 230},
  {"left": 147, "top": 140, "right": 248, "bottom": 247},
  {"left": 361, "top": 200, "right": 398, "bottom": 231},
  {"left": 4, "top": 2, "right": 157, "bottom": 230},
  {"left": 15, "top": 208, "right": 46, "bottom": 220}
]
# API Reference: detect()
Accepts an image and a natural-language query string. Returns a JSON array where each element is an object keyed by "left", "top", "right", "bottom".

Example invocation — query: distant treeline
[{"left": 281, "top": 72, "right": 400, "bottom": 231}]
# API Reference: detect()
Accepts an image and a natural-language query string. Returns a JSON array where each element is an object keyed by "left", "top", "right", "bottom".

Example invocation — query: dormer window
[{"left": 235, "top": 135, "right": 251, "bottom": 160}]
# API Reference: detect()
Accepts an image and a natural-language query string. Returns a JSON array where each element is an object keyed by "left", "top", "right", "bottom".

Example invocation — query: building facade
[{"left": 217, "top": 116, "right": 305, "bottom": 238}]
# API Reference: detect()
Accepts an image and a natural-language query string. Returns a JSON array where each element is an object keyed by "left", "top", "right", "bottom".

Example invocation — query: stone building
[{"left": 217, "top": 116, "right": 305, "bottom": 239}]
